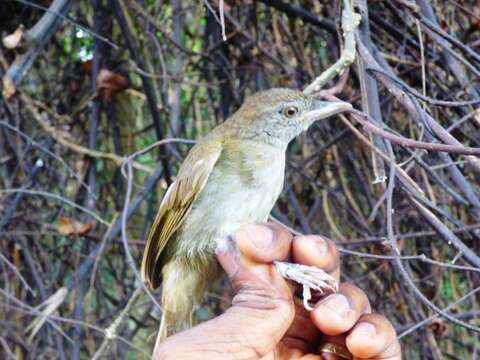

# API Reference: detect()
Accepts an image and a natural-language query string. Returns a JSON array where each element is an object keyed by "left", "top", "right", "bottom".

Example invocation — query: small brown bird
[{"left": 141, "top": 88, "right": 350, "bottom": 342}]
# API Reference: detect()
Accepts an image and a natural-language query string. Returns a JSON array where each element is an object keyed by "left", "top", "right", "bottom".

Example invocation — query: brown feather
[{"left": 140, "top": 140, "right": 223, "bottom": 289}]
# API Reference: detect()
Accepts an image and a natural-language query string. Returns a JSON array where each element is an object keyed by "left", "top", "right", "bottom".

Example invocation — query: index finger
[{"left": 291, "top": 235, "right": 340, "bottom": 281}]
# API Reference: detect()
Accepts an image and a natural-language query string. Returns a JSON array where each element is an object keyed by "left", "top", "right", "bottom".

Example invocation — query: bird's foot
[{"left": 274, "top": 261, "right": 338, "bottom": 311}]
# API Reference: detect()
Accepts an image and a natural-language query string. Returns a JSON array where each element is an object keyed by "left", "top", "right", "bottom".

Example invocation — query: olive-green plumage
[{"left": 140, "top": 88, "right": 351, "bottom": 345}]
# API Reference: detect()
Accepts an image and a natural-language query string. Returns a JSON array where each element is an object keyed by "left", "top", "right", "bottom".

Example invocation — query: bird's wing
[{"left": 140, "top": 140, "right": 223, "bottom": 289}]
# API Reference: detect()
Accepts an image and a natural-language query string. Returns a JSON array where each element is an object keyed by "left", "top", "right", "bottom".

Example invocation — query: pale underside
[
  {"left": 140, "top": 137, "right": 286, "bottom": 290},
  {"left": 175, "top": 141, "right": 286, "bottom": 264}
]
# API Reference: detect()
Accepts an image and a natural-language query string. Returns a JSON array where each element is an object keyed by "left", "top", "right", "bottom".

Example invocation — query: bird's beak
[{"left": 302, "top": 100, "right": 352, "bottom": 125}]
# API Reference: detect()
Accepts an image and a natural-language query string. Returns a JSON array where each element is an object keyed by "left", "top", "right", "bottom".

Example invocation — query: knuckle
[{"left": 232, "top": 283, "right": 293, "bottom": 312}]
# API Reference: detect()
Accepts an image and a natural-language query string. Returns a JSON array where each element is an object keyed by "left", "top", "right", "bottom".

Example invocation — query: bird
[{"left": 140, "top": 88, "right": 351, "bottom": 343}]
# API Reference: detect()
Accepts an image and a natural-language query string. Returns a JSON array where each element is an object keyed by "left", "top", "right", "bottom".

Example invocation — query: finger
[
  {"left": 346, "top": 314, "right": 401, "bottom": 359},
  {"left": 291, "top": 235, "right": 340, "bottom": 281},
  {"left": 212, "top": 222, "right": 296, "bottom": 358},
  {"left": 318, "top": 334, "right": 348, "bottom": 360},
  {"left": 282, "top": 302, "right": 321, "bottom": 353},
  {"left": 236, "top": 222, "right": 292, "bottom": 264},
  {"left": 216, "top": 222, "right": 293, "bottom": 285},
  {"left": 276, "top": 344, "right": 324, "bottom": 360},
  {"left": 311, "top": 283, "right": 371, "bottom": 336},
  {"left": 282, "top": 235, "right": 340, "bottom": 353}
]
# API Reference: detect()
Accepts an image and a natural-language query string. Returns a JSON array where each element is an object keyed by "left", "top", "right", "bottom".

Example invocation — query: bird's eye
[{"left": 283, "top": 106, "right": 298, "bottom": 118}]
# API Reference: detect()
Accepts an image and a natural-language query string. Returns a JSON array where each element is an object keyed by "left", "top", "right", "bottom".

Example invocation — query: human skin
[{"left": 154, "top": 223, "right": 402, "bottom": 360}]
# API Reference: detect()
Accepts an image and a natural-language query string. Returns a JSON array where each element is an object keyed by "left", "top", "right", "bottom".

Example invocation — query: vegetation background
[{"left": 1, "top": 0, "right": 480, "bottom": 358}]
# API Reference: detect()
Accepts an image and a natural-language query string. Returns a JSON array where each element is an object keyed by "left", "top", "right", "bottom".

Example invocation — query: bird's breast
[{"left": 177, "top": 142, "right": 286, "bottom": 259}]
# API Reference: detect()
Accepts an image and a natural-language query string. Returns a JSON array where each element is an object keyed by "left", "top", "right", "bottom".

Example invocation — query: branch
[
  {"left": 303, "top": 0, "right": 360, "bottom": 94},
  {"left": 355, "top": 0, "right": 387, "bottom": 183},
  {"left": 112, "top": 0, "right": 172, "bottom": 183},
  {"left": 349, "top": 109, "right": 480, "bottom": 156},
  {"left": 2, "top": 0, "right": 74, "bottom": 98},
  {"left": 22, "top": 95, "right": 153, "bottom": 173},
  {"left": 91, "top": 287, "right": 143, "bottom": 360},
  {"left": 357, "top": 39, "right": 480, "bottom": 175},
  {"left": 258, "top": 0, "right": 336, "bottom": 35}
]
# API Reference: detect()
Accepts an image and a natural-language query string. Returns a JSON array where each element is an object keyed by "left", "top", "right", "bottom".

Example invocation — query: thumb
[
  {"left": 154, "top": 223, "right": 295, "bottom": 360},
  {"left": 215, "top": 223, "right": 295, "bottom": 357}
]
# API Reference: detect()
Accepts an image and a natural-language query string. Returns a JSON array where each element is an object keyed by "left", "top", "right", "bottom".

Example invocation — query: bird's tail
[{"left": 153, "top": 258, "right": 217, "bottom": 351}]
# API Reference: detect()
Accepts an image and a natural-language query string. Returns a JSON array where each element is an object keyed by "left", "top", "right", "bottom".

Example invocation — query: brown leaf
[
  {"left": 428, "top": 318, "right": 448, "bottom": 338},
  {"left": 2, "top": 25, "right": 25, "bottom": 49},
  {"left": 440, "top": 19, "right": 448, "bottom": 31},
  {"left": 55, "top": 126, "right": 73, "bottom": 140},
  {"left": 96, "top": 69, "right": 130, "bottom": 101},
  {"left": 474, "top": 3, "right": 480, "bottom": 31},
  {"left": 82, "top": 60, "right": 92, "bottom": 73},
  {"left": 58, "top": 217, "right": 93, "bottom": 236},
  {"left": 2, "top": 77, "right": 16, "bottom": 99}
]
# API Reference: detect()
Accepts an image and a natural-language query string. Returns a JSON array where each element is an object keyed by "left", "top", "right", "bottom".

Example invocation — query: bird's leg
[
  {"left": 274, "top": 261, "right": 339, "bottom": 311},
  {"left": 216, "top": 236, "right": 338, "bottom": 311}
]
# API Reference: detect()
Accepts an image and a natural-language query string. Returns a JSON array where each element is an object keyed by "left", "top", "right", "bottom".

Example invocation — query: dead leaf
[
  {"left": 2, "top": 77, "right": 16, "bottom": 99},
  {"left": 25, "top": 287, "right": 68, "bottom": 342},
  {"left": 428, "top": 318, "right": 448, "bottom": 338},
  {"left": 55, "top": 126, "right": 73, "bottom": 140},
  {"left": 440, "top": 19, "right": 448, "bottom": 31},
  {"left": 58, "top": 217, "right": 93, "bottom": 235},
  {"left": 82, "top": 59, "right": 92, "bottom": 73},
  {"left": 474, "top": 3, "right": 480, "bottom": 31},
  {"left": 96, "top": 69, "right": 130, "bottom": 101},
  {"left": 2, "top": 25, "right": 25, "bottom": 49},
  {"left": 74, "top": 158, "right": 88, "bottom": 173}
]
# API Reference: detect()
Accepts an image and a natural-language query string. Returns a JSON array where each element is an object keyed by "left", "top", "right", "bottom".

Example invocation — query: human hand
[{"left": 154, "top": 223, "right": 401, "bottom": 359}]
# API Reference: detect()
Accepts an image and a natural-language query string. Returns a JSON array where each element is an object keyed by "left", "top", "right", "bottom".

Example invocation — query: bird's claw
[{"left": 274, "top": 261, "right": 338, "bottom": 311}]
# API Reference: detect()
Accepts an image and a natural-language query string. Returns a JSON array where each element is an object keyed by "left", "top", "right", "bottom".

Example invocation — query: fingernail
[
  {"left": 320, "top": 294, "right": 350, "bottom": 317},
  {"left": 238, "top": 223, "right": 274, "bottom": 248},
  {"left": 353, "top": 322, "right": 376, "bottom": 339},
  {"left": 314, "top": 236, "right": 328, "bottom": 255}
]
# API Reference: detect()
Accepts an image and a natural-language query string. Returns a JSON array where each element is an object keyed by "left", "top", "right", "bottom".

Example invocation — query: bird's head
[{"left": 225, "top": 88, "right": 352, "bottom": 148}]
